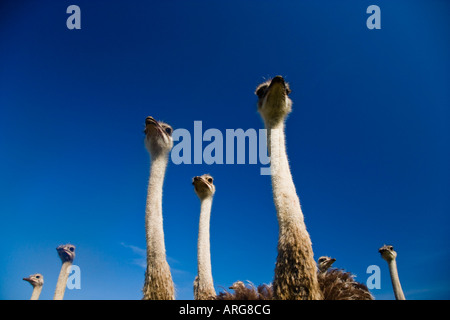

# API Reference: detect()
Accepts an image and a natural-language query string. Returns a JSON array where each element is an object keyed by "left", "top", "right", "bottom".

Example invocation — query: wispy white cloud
[
  {"left": 120, "top": 242, "right": 146, "bottom": 269},
  {"left": 120, "top": 242, "right": 146, "bottom": 256},
  {"left": 120, "top": 242, "right": 192, "bottom": 275}
]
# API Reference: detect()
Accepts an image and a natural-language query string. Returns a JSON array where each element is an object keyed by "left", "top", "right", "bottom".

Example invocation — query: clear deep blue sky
[{"left": 0, "top": 0, "right": 449, "bottom": 300}]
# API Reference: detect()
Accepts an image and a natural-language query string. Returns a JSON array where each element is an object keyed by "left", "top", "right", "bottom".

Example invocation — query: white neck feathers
[{"left": 195, "top": 196, "right": 216, "bottom": 299}]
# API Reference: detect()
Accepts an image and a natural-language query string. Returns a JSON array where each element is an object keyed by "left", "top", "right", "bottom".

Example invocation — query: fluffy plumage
[
  {"left": 317, "top": 268, "right": 374, "bottom": 300},
  {"left": 215, "top": 281, "right": 273, "bottom": 300}
]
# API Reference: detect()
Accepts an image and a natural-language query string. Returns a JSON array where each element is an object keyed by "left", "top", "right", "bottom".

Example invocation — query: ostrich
[
  {"left": 142, "top": 116, "right": 175, "bottom": 300},
  {"left": 255, "top": 75, "right": 322, "bottom": 300},
  {"left": 316, "top": 256, "right": 374, "bottom": 300},
  {"left": 379, "top": 244, "right": 406, "bottom": 300},
  {"left": 54, "top": 244, "right": 75, "bottom": 300},
  {"left": 192, "top": 174, "right": 216, "bottom": 300},
  {"left": 216, "top": 281, "right": 273, "bottom": 300},
  {"left": 23, "top": 273, "right": 44, "bottom": 300},
  {"left": 317, "top": 256, "right": 336, "bottom": 273}
]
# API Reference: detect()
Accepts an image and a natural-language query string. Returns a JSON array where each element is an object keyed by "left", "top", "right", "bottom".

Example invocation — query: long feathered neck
[
  {"left": 195, "top": 196, "right": 216, "bottom": 300},
  {"left": 143, "top": 154, "right": 175, "bottom": 300},
  {"left": 30, "top": 285, "right": 43, "bottom": 300},
  {"left": 265, "top": 120, "right": 322, "bottom": 300},
  {"left": 54, "top": 261, "right": 72, "bottom": 300},
  {"left": 387, "top": 258, "right": 405, "bottom": 300}
]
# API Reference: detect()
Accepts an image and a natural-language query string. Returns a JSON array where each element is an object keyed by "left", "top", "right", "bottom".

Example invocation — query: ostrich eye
[
  {"left": 165, "top": 127, "right": 172, "bottom": 135},
  {"left": 69, "top": 247, "right": 74, "bottom": 252},
  {"left": 207, "top": 178, "right": 213, "bottom": 183},
  {"left": 389, "top": 246, "right": 394, "bottom": 250},
  {"left": 35, "top": 275, "right": 40, "bottom": 279}
]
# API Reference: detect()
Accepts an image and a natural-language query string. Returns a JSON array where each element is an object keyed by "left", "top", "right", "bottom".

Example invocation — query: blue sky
[{"left": 0, "top": 0, "right": 449, "bottom": 300}]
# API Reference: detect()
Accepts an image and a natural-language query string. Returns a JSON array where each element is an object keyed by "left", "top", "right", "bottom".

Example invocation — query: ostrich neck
[
  {"left": 143, "top": 154, "right": 175, "bottom": 299},
  {"left": 54, "top": 261, "right": 72, "bottom": 300},
  {"left": 196, "top": 196, "right": 215, "bottom": 298},
  {"left": 266, "top": 120, "right": 322, "bottom": 300},
  {"left": 30, "top": 286, "right": 43, "bottom": 300},
  {"left": 146, "top": 155, "right": 170, "bottom": 266},
  {"left": 266, "top": 121, "right": 304, "bottom": 230},
  {"left": 388, "top": 259, "right": 405, "bottom": 300}
]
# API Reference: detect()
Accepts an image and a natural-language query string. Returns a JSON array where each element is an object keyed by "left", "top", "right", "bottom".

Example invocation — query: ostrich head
[
  {"left": 56, "top": 244, "right": 76, "bottom": 263},
  {"left": 229, "top": 281, "right": 246, "bottom": 290},
  {"left": 317, "top": 256, "right": 336, "bottom": 273},
  {"left": 192, "top": 174, "right": 215, "bottom": 199},
  {"left": 379, "top": 244, "right": 397, "bottom": 262},
  {"left": 255, "top": 76, "right": 292, "bottom": 126},
  {"left": 23, "top": 273, "right": 44, "bottom": 287},
  {"left": 144, "top": 116, "right": 174, "bottom": 158}
]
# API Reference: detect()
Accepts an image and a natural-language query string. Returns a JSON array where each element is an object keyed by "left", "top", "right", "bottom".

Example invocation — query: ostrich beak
[
  {"left": 270, "top": 75, "right": 285, "bottom": 86},
  {"left": 265, "top": 75, "right": 289, "bottom": 102},
  {"left": 268, "top": 75, "right": 288, "bottom": 92},
  {"left": 145, "top": 116, "right": 158, "bottom": 126},
  {"left": 144, "top": 116, "right": 158, "bottom": 134}
]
